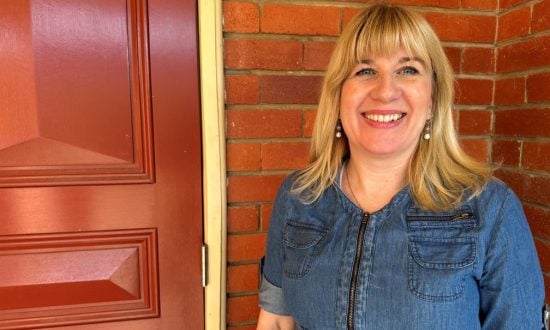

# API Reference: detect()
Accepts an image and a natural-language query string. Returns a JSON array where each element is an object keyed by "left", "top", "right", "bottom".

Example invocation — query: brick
[
  {"left": 533, "top": 0, "right": 550, "bottom": 33},
  {"left": 498, "top": 6, "right": 531, "bottom": 42},
  {"left": 224, "top": 39, "right": 302, "bottom": 71},
  {"left": 228, "top": 205, "right": 258, "bottom": 233},
  {"left": 261, "top": 75, "right": 323, "bottom": 104},
  {"left": 225, "top": 75, "right": 259, "bottom": 105},
  {"left": 223, "top": 2, "right": 259, "bottom": 33},
  {"left": 536, "top": 239, "right": 550, "bottom": 274},
  {"left": 227, "top": 143, "right": 261, "bottom": 171},
  {"left": 527, "top": 72, "right": 550, "bottom": 103},
  {"left": 455, "top": 78, "right": 493, "bottom": 105},
  {"left": 525, "top": 205, "right": 550, "bottom": 240},
  {"left": 523, "top": 142, "right": 550, "bottom": 172},
  {"left": 336, "top": 0, "right": 461, "bottom": 7},
  {"left": 458, "top": 110, "right": 492, "bottom": 135},
  {"left": 304, "top": 41, "right": 336, "bottom": 71},
  {"left": 544, "top": 276, "right": 550, "bottom": 304},
  {"left": 444, "top": 47, "right": 461, "bottom": 73},
  {"left": 226, "top": 109, "right": 302, "bottom": 139},
  {"left": 227, "top": 233, "right": 266, "bottom": 262},
  {"left": 385, "top": 0, "right": 461, "bottom": 8},
  {"left": 261, "top": 142, "right": 310, "bottom": 170},
  {"left": 500, "top": 0, "right": 530, "bottom": 9},
  {"left": 227, "top": 174, "right": 285, "bottom": 203},
  {"left": 495, "top": 169, "right": 550, "bottom": 205},
  {"left": 424, "top": 12, "right": 496, "bottom": 42},
  {"left": 261, "top": 4, "right": 340, "bottom": 36},
  {"left": 342, "top": 8, "right": 362, "bottom": 30},
  {"left": 494, "top": 77, "right": 525, "bottom": 106},
  {"left": 227, "top": 295, "right": 260, "bottom": 324},
  {"left": 227, "top": 264, "right": 260, "bottom": 293},
  {"left": 303, "top": 109, "right": 317, "bottom": 137},
  {"left": 261, "top": 204, "right": 273, "bottom": 231},
  {"left": 459, "top": 138, "right": 489, "bottom": 162},
  {"left": 492, "top": 139, "right": 521, "bottom": 166},
  {"left": 497, "top": 36, "right": 550, "bottom": 73},
  {"left": 462, "top": 47, "right": 495, "bottom": 74},
  {"left": 462, "top": 0, "right": 497, "bottom": 10},
  {"left": 494, "top": 109, "right": 550, "bottom": 138}
]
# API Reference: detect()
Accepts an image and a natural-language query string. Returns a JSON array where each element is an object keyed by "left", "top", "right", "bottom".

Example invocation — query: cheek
[
  {"left": 339, "top": 84, "right": 354, "bottom": 108},
  {"left": 414, "top": 83, "right": 433, "bottom": 116}
]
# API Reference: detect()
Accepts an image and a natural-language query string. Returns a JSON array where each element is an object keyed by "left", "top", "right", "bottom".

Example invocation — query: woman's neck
[{"left": 344, "top": 154, "right": 409, "bottom": 213}]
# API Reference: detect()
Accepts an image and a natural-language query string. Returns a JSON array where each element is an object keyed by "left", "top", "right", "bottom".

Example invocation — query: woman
[{"left": 257, "top": 3, "right": 545, "bottom": 330}]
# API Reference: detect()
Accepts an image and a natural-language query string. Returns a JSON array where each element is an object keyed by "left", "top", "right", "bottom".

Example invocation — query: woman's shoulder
[
  {"left": 274, "top": 170, "right": 341, "bottom": 213},
  {"left": 275, "top": 171, "right": 301, "bottom": 196},
  {"left": 273, "top": 171, "right": 306, "bottom": 207},
  {"left": 477, "top": 176, "right": 515, "bottom": 200},
  {"left": 467, "top": 176, "right": 523, "bottom": 219}
]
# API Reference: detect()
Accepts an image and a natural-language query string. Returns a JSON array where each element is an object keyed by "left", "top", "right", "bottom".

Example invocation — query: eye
[
  {"left": 356, "top": 68, "right": 376, "bottom": 76},
  {"left": 399, "top": 66, "right": 419, "bottom": 75}
]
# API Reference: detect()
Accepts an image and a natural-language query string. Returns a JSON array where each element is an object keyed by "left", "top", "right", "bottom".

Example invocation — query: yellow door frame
[{"left": 198, "top": 1, "right": 227, "bottom": 329}]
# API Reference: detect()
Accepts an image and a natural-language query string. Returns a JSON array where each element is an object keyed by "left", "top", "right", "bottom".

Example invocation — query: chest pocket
[
  {"left": 283, "top": 220, "right": 327, "bottom": 278},
  {"left": 406, "top": 208, "right": 477, "bottom": 302}
]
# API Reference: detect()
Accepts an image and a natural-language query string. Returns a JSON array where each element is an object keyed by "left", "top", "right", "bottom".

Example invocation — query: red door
[{"left": 0, "top": 0, "right": 203, "bottom": 329}]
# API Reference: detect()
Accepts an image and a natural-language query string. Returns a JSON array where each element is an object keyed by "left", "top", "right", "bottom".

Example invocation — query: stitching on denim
[
  {"left": 283, "top": 221, "right": 328, "bottom": 278},
  {"left": 407, "top": 237, "right": 476, "bottom": 302},
  {"left": 409, "top": 237, "right": 477, "bottom": 269},
  {"left": 407, "top": 250, "right": 468, "bottom": 302}
]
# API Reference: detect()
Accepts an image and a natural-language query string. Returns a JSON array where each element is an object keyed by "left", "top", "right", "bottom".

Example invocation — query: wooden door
[{"left": 0, "top": 0, "right": 203, "bottom": 329}]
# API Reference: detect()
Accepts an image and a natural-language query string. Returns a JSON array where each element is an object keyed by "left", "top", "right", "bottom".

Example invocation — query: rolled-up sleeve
[{"left": 259, "top": 273, "right": 290, "bottom": 315}]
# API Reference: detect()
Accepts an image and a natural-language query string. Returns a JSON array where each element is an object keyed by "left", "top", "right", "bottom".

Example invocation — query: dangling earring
[
  {"left": 423, "top": 120, "right": 431, "bottom": 140},
  {"left": 335, "top": 119, "right": 342, "bottom": 138}
]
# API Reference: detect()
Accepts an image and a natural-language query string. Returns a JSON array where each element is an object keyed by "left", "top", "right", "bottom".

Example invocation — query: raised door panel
[
  {"left": 0, "top": 0, "right": 153, "bottom": 186},
  {"left": 0, "top": 229, "right": 158, "bottom": 329}
]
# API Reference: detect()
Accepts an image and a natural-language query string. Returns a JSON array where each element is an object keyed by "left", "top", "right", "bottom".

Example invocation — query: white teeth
[{"left": 365, "top": 113, "right": 404, "bottom": 123}]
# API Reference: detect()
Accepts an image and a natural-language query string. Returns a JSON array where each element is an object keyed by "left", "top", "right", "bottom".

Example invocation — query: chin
[{"left": 359, "top": 142, "right": 416, "bottom": 159}]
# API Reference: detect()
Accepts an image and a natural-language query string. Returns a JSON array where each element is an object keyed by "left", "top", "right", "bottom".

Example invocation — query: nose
[{"left": 370, "top": 73, "right": 400, "bottom": 102}]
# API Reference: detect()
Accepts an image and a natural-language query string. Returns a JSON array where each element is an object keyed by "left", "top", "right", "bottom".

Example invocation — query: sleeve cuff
[{"left": 259, "top": 274, "right": 291, "bottom": 316}]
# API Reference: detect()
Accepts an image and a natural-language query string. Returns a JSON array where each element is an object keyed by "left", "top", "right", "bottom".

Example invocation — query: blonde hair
[{"left": 292, "top": 3, "right": 491, "bottom": 210}]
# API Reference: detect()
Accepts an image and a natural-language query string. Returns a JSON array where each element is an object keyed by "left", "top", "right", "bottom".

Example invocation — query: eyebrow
[{"left": 399, "top": 57, "right": 425, "bottom": 65}]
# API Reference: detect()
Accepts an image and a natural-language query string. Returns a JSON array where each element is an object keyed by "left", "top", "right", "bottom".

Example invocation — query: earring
[
  {"left": 423, "top": 120, "right": 431, "bottom": 140},
  {"left": 335, "top": 120, "right": 342, "bottom": 138}
]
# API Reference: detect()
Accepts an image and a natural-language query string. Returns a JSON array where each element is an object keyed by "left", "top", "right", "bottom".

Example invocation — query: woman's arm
[
  {"left": 257, "top": 309, "right": 296, "bottom": 330},
  {"left": 479, "top": 188, "right": 545, "bottom": 328}
]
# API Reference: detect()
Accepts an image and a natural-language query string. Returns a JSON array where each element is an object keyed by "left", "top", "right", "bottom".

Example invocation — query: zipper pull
[{"left": 452, "top": 212, "right": 472, "bottom": 221}]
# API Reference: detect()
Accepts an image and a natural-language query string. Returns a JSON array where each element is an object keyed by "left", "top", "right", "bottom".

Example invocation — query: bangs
[{"left": 350, "top": 5, "right": 433, "bottom": 71}]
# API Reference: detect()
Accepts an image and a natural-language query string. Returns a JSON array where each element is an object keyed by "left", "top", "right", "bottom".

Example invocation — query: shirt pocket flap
[
  {"left": 409, "top": 236, "right": 476, "bottom": 269},
  {"left": 283, "top": 221, "right": 327, "bottom": 249}
]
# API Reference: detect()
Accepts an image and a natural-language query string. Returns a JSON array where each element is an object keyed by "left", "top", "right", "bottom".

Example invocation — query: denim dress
[{"left": 260, "top": 170, "right": 545, "bottom": 329}]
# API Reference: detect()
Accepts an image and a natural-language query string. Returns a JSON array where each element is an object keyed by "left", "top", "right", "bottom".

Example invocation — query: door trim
[{"left": 198, "top": 1, "right": 227, "bottom": 329}]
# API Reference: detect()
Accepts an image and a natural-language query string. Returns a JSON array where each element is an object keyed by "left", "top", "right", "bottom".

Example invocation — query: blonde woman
[{"left": 257, "top": 3, "right": 544, "bottom": 330}]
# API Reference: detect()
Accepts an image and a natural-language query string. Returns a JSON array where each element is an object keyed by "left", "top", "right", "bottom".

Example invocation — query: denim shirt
[{"left": 260, "top": 171, "right": 545, "bottom": 329}]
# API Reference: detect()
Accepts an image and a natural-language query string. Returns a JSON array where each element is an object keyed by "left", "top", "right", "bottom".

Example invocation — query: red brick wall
[
  {"left": 494, "top": 0, "right": 550, "bottom": 300},
  {"left": 223, "top": 0, "right": 549, "bottom": 328}
]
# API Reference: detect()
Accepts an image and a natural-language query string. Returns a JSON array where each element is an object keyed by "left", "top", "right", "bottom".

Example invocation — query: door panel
[
  {"left": 0, "top": 0, "right": 203, "bottom": 328},
  {"left": 0, "top": 0, "right": 153, "bottom": 186}
]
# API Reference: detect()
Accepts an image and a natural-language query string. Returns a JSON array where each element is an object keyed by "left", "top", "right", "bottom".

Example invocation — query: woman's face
[{"left": 340, "top": 47, "right": 433, "bottom": 162}]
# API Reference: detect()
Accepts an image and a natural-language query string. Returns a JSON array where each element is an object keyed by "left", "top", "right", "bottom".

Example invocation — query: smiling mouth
[{"left": 363, "top": 113, "right": 405, "bottom": 123}]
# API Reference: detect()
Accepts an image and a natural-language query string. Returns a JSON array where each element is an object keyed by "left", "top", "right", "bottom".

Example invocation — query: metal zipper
[
  {"left": 406, "top": 211, "right": 473, "bottom": 222},
  {"left": 347, "top": 213, "right": 370, "bottom": 330}
]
